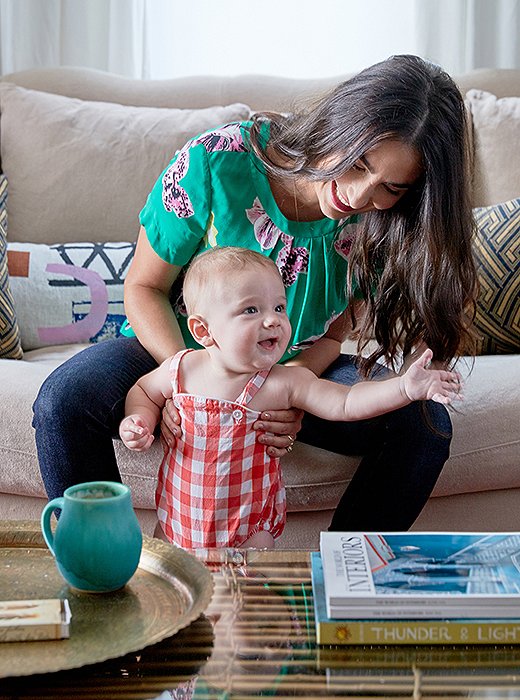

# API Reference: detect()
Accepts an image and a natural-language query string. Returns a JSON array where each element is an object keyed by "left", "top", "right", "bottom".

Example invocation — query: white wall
[
  {"left": 156, "top": 0, "right": 419, "bottom": 79},
  {"left": 0, "top": 0, "right": 519, "bottom": 78}
]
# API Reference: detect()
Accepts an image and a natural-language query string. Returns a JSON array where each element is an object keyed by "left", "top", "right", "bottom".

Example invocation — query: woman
[{"left": 33, "top": 54, "right": 477, "bottom": 531}]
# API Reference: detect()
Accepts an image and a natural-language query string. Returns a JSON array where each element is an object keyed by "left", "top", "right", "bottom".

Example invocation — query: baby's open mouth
[{"left": 258, "top": 338, "right": 277, "bottom": 350}]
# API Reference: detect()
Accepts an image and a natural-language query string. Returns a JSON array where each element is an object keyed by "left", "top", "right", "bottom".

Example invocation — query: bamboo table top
[{"left": 3, "top": 546, "right": 520, "bottom": 699}]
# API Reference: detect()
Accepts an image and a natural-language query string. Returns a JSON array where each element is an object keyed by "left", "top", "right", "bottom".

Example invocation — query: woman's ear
[{"left": 188, "top": 314, "right": 214, "bottom": 346}]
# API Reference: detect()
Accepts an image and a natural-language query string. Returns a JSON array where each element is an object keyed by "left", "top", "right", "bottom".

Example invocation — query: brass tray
[{"left": 0, "top": 520, "right": 214, "bottom": 678}]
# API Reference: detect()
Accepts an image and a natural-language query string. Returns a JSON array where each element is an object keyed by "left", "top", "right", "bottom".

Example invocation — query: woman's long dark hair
[{"left": 249, "top": 55, "right": 478, "bottom": 372}]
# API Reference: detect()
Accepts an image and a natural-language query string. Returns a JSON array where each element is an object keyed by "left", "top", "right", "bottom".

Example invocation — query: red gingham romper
[{"left": 155, "top": 349, "right": 286, "bottom": 548}]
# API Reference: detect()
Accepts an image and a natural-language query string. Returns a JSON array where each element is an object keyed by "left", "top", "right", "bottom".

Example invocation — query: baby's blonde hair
[{"left": 182, "top": 246, "right": 282, "bottom": 316}]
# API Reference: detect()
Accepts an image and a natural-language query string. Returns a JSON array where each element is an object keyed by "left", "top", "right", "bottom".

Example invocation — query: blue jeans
[
  {"left": 33, "top": 339, "right": 451, "bottom": 530},
  {"left": 298, "top": 354, "right": 451, "bottom": 530},
  {"left": 33, "top": 338, "right": 158, "bottom": 499}
]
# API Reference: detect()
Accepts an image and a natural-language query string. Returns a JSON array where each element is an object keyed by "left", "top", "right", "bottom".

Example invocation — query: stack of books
[{"left": 311, "top": 531, "right": 520, "bottom": 645}]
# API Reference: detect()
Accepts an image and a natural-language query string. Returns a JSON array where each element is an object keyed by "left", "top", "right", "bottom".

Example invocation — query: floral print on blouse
[{"left": 122, "top": 121, "right": 360, "bottom": 363}]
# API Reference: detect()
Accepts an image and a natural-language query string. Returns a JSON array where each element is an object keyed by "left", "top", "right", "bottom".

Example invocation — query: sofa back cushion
[
  {"left": 466, "top": 90, "right": 520, "bottom": 207},
  {"left": 0, "top": 82, "right": 251, "bottom": 244}
]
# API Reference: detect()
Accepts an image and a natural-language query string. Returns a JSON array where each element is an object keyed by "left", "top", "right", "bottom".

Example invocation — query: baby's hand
[
  {"left": 119, "top": 415, "right": 155, "bottom": 451},
  {"left": 401, "top": 349, "right": 463, "bottom": 405}
]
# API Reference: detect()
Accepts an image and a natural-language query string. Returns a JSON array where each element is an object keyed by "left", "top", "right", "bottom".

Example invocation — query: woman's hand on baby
[
  {"left": 253, "top": 408, "right": 304, "bottom": 457},
  {"left": 160, "top": 398, "right": 182, "bottom": 449},
  {"left": 401, "top": 348, "right": 463, "bottom": 404},
  {"left": 119, "top": 415, "right": 155, "bottom": 451}
]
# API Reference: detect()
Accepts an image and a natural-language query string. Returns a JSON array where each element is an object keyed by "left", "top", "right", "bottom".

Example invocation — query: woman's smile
[{"left": 331, "top": 180, "right": 354, "bottom": 213}]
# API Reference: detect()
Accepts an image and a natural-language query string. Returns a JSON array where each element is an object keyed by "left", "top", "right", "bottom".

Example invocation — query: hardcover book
[
  {"left": 0, "top": 599, "right": 71, "bottom": 642},
  {"left": 311, "top": 552, "right": 520, "bottom": 645},
  {"left": 320, "top": 531, "right": 520, "bottom": 619}
]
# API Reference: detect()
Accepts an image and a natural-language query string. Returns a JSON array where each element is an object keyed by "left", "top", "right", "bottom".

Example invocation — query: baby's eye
[
  {"left": 244, "top": 306, "right": 258, "bottom": 314},
  {"left": 275, "top": 304, "right": 286, "bottom": 313}
]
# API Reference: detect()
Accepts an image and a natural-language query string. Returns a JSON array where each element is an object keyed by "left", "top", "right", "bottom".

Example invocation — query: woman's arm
[
  {"left": 124, "top": 227, "right": 185, "bottom": 363},
  {"left": 124, "top": 226, "right": 186, "bottom": 445}
]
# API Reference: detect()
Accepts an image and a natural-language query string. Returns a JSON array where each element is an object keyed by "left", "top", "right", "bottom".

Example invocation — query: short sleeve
[{"left": 139, "top": 140, "right": 212, "bottom": 266}]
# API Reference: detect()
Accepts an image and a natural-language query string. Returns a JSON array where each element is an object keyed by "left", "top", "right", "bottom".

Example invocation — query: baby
[{"left": 120, "top": 247, "right": 461, "bottom": 549}]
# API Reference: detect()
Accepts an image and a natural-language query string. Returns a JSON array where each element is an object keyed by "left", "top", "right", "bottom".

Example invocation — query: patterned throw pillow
[
  {"left": 7, "top": 241, "right": 135, "bottom": 351},
  {"left": 473, "top": 198, "right": 520, "bottom": 354},
  {"left": 0, "top": 172, "right": 7, "bottom": 231},
  {"left": 0, "top": 186, "right": 23, "bottom": 359}
]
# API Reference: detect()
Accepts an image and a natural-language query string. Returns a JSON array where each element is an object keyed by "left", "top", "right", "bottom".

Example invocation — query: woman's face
[{"left": 301, "top": 139, "right": 423, "bottom": 221}]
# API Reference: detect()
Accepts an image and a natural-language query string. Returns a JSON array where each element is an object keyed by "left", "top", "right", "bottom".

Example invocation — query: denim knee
[
  {"left": 32, "top": 361, "right": 97, "bottom": 432},
  {"left": 420, "top": 400, "right": 453, "bottom": 443}
]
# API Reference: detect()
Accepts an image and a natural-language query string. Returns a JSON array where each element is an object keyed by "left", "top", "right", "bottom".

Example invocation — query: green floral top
[{"left": 121, "top": 121, "right": 359, "bottom": 363}]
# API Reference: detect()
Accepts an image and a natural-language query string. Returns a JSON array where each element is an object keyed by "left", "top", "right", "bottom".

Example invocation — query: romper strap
[
  {"left": 236, "top": 368, "right": 271, "bottom": 406},
  {"left": 169, "top": 348, "right": 195, "bottom": 394}
]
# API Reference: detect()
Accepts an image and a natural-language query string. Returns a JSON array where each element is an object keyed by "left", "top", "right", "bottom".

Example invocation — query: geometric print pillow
[
  {"left": 0, "top": 172, "right": 7, "bottom": 232},
  {"left": 0, "top": 211, "right": 23, "bottom": 359},
  {"left": 473, "top": 198, "right": 520, "bottom": 354},
  {"left": 6, "top": 241, "right": 135, "bottom": 351}
]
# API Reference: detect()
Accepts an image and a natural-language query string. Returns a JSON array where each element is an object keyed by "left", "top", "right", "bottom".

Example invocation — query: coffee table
[{"left": 2, "top": 530, "right": 520, "bottom": 698}]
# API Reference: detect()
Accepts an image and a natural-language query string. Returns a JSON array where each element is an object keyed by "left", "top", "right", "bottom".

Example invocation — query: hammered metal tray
[{"left": 0, "top": 520, "right": 214, "bottom": 678}]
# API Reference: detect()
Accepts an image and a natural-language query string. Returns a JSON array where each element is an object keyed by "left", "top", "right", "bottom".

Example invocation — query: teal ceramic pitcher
[{"left": 41, "top": 481, "right": 143, "bottom": 593}]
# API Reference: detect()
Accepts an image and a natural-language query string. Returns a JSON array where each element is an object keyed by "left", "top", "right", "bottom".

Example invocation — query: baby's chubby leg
[
  {"left": 240, "top": 530, "right": 275, "bottom": 549},
  {"left": 153, "top": 520, "right": 170, "bottom": 543}
]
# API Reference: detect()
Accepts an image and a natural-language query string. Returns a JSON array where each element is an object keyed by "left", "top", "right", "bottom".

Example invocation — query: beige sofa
[{"left": 0, "top": 66, "right": 519, "bottom": 548}]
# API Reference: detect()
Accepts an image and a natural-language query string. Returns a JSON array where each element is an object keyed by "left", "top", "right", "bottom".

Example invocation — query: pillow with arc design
[{"left": 7, "top": 240, "right": 135, "bottom": 351}]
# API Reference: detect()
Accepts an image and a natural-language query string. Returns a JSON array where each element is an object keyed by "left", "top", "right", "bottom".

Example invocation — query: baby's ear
[{"left": 188, "top": 314, "right": 214, "bottom": 347}]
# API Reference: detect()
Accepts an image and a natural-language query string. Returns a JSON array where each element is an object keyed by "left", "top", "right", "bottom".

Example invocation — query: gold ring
[
  {"left": 286, "top": 434, "right": 295, "bottom": 444},
  {"left": 286, "top": 445, "right": 293, "bottom": 453}
]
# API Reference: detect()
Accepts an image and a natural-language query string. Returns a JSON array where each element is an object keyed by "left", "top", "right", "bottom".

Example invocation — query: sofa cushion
[
  {"left": 0, "top": 82, "right": 251, "bottom": 244},
  {"left": 0, "top": 207, "right": 22, "bottom": 359},
  {"left": 7, "top": 241, "right": 135, "bottom": 350},
  {"left": 473, "top": 198, "right": 520, "bottom": 354},
  {"left": 466, "top": 90, "right": 520, "bottom": 207},
  {"left": 1, "top": 346, "right": 518, "bottom": 518}
]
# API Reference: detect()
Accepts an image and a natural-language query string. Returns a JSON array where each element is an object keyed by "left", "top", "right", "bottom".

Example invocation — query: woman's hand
[
  {"left": 253, "top": 408, "right": 304, "bottom": 458},
  {"left": 160, "top": 398, "right": 182, "bottom": 449}
]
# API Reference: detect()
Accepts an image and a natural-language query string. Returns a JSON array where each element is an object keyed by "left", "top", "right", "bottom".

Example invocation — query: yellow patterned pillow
[
  {"left": 0, "top": 181, "right": 23, "bottom": 359},
  {"left": 473, "top": 198, "right": 520, "bottom": 354}
]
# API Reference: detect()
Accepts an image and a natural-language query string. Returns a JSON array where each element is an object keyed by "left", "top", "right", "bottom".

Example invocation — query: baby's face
[{"left": 206, "top": 264, "right": 291, "bottom": 372}]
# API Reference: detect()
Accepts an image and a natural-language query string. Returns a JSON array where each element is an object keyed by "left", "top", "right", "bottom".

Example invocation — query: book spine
[
  {"left": 316, "top": 619, "right": 520, "bottom": 645},
  {"left": 327, "top": 605, "right": 520, "bottom": 620},
  {"left": 328, "top": 595, "right": 520, "bottom": 608},
  {"left": 0, "top": 623, "right": 64, "bottom": 643}
]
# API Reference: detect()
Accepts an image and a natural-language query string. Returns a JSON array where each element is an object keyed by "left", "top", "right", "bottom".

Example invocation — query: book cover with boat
[{"left": 320, "top": 532, "right": 520, "bottom": 619}]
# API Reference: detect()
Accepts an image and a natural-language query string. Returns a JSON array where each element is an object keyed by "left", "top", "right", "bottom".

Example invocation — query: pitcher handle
[{"left": 41, "top": 497, "right": 64, "bottom": 557}]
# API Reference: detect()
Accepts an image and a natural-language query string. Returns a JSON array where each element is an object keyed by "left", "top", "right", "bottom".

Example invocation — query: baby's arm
[
  {"left": 119, "top": 359, "right": 173, "bottom": 451},
  {"left": 286, "top": 348, "right": 461, "bottom": 422}
]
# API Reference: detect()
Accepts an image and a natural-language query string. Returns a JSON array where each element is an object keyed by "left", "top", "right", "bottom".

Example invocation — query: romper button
[{"left": 232, "top": 409, "right": 243, "bottom": 422}]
